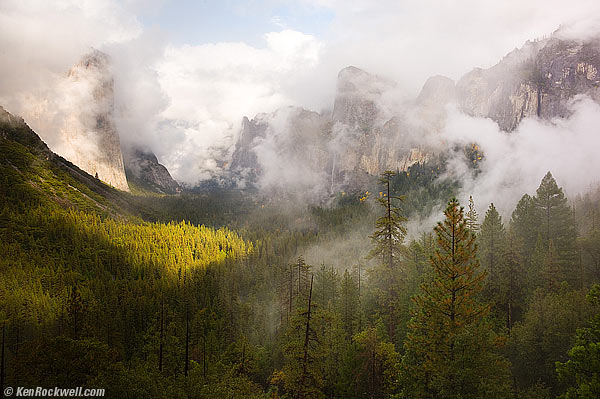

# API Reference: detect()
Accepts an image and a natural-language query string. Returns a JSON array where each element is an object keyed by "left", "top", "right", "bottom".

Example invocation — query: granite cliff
[
  {"left": 16, "top": 50, "right": 180, "bottom": 194},
  {"left": 230, "top": 30, "right": 600, "bottom": 194},
  {"left": 59, "top": 50, "right": 130, "bottom": 191}
]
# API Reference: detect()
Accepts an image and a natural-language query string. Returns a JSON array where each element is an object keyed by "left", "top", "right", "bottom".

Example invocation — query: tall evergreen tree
[
  {"left": 579, "top": 228, "right": 600, "bottom": 282},
  {"left": 368, "top": 170, "right": 407, "bottom": 341},
  {"left": 498, "top": 229, "right": 526, "bottom": 334},
  {"left": 402, "top": 198, "right": 512, "bottom": 399},
  {"left": 480, "top": 203, "right": 507, "bottom": 288},
  {"left": 534, "top": 172, "right": 577, "bottom": 283},
  {"left": 511, "top": 193, "right": 539, "bottom": 261},
  {"left": 466, "top": 195, "right": 480, "bottom": 234},
  {"left": 340, "top": 270, "right": 359, "bottom": 340},
  {"left": 556, "top": 284, "right": 600, "bottom": 399},
  {"left": 369, "top": 170, "right": 407, "bottom": 270}
]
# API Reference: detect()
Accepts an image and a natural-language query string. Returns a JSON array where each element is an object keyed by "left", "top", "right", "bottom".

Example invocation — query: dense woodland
[{"left": 1, "top": 120, "right": 600, "bottom": 398}]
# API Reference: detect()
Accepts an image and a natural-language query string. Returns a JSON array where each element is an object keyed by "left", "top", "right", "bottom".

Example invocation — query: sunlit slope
[{"left": 0, "top": 107, "right": 252, "bottom": 326}]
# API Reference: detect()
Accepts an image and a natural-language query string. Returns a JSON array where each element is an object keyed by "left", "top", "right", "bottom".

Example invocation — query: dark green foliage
[
  {"left": 534, "top": 172, "right": 578, "bottom": 285},
  {"left": 556, "top": 284, "right": 600, "bottom": 399},
  {"left": 389, "top": 159, "right": 458, "bottom": 218},
  {"left": 480, "top": 203, "right": 507, "bottom": 289},
  {"left": 2, "top": 116, "right": 600, "bottom": 398},
  {"left": 511, "top": 193, "right": 539, "bottom": 262},
  {"left": 507, "top": 287, "right": 595, "bottom": 396},
  {"left": 402, "top": 198, "right": 512, "bottom": 399}
]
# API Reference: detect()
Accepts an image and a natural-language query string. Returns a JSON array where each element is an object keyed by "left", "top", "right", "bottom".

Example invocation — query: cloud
[
  {"left": 302, "top": 0, "right": 600, "bottom": 93},
  {"left": 441, "top": 96, "right": 600, "bottom": 218},
  {"left": 153, "top": 29, "right": 323, "bottom": 184},
  {"left": 0, "top": 0, "right": 141, "bottom": 96},
  {"left": 0, "top": 0, "right": 144, "bottom": 170},
  {"left": 2, "top": 0, "right": 600, "bottom": 189}
]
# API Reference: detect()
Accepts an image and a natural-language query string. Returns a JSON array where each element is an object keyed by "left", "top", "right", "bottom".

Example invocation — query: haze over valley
[{"left": 1, "top": 2, "right": 600, "bottom": 398}]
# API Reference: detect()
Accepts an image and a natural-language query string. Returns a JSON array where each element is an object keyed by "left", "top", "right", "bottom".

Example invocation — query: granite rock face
[
  {"left": 231, "top": 30, "right": 600, "bottom": 196},
  {"left": 332, "top": 66, "right": 391, "bottom": 129},
  {"left": 57, "top": 51, "right": 130, "bottom": 191},
  {"left": 123, "top": 147, "right": 181, "bottom": 194},
  {"left": 230, "top": 115, "right": 270, "bottom": 182},
  {"left": 456, "top": 34, "right": 600, "bottom": 131},
  {"left": 230, "top": 66, "right": 432, "bottom": 192}
]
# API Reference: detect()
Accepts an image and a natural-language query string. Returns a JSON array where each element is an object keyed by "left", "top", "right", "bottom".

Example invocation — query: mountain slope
[{"left": 0, "top": 105, "right": 133, "bottom": 215}]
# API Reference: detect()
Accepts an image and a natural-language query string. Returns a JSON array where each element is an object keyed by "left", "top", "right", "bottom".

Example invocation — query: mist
[
  {"left": 1, "top": 0, "right": 600, "bottom": 195},
  {"left": 442, "top": 96, "right": 600, "bottom": 219}
]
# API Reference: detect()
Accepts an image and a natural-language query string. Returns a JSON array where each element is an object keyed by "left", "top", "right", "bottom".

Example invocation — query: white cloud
[
  {"left": 154, "top": 29, "right": 324, "bottom": 183},
  {"left": 2, "top": 0, "right": 600, "bottom": 189},
  {"left": 302, "top": 0, "right": 600, "bottom": 94},
  {"left": 441, "top": 97, "right": 600, "bottom": 218}
]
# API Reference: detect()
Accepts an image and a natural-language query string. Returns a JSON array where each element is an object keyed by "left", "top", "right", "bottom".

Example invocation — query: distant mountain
[
  {"left": 123, "top": 147, "right": 181, "bottom": 194},
  {"left": 230, "top": 30, "right": 600, "bottom": 194},
  {"left": 456, "top": 34, "right": 600, "bottom": 131},
  {"left": 230, "top": 66, "right": 438, "bottom": 193}
]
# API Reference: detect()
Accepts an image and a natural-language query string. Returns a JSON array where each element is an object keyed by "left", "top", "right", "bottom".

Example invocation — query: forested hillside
[{"left": 1, "top": 116, "right": 600, "bottom": 398}]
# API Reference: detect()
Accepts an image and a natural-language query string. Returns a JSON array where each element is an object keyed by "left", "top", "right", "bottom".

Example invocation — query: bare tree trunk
[{"left": 298, "top": 275, "right": 314, "bottom": 399}]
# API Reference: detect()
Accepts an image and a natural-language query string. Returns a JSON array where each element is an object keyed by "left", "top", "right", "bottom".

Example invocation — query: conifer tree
[
  {"left": 369, "top": 170, "right": 407, "bottom": 270},
  {"left": 67, "top": 286, "right": 85, "bottom": 339},
  {"left": 542, "top": 240, "right": 562, "bottom": 291},
  {"left": 340, "top": 269, "right": 359, "bottom": 340},
  {"left": 368, "top": 170, "right": 407, "bottom": 341},
  {"left": 314, "top": 264, "right": 339, "bottom": 310},
  {"left": 579, "top": 228, "right": 600, "bottom": 281},
  {"left": 280, "top": 274, "right": 326, "bottom": 399},
  {"left": 511, "top": 193, "right": 539, "bottom": 261},
  {"left": 534, "top": 172, "right": 577, "bottom": 281},
  {"left": 466, "top": 195, "right": 480, "bottom": 234},
  {"left": 498, "top": 229, "right": 526, "bottom": 334},
  {"left": 480, "top": 203, "right": 507, "bottom": 290},
  {"left": 402, "top": 198, "right": 511, "bottom": 399},
  {"left": 556, "top": 284, "right": 600, "bottom": 398}
]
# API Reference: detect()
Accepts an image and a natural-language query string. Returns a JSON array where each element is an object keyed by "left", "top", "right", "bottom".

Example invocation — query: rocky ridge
[
  {"left": 230, "top": 30, "right": 600, "bottom": 194},
  {"left": 123, "top": 147, "right": 181, "bottom": 194}
]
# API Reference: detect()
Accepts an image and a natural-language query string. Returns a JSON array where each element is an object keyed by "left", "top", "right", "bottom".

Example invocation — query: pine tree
[
  {"left": 511, "top": 193, "right": 539, "bottom": 261},
  {"left": 534, "top": 172, "right": 577, "bottom": 282},
  {"left": 66, "top": 286, "right": 85, "bottom": 339},
  {"left": 556, "top": 284, "right": 600, "bottom": 398},
  {"left": 579, "top": 228, "right": 600, "bottom": 282},
  {"left": 340, "top": 269, "right": 359, "bottom": 340},
  {"left": 280, "top": 274, "right": 327, "bottom": 399},
  {"left": 368, "top": 170, "right": 407, "bottom": 341},
  {"left": 314, "top": 264, "right": 339, "bottom": 310},
  {"left": 542, "top": 241, "right": 562, "bottom": 291},
  {"left": 466, "top": 195, "right": 480, "bottom": 234},
  {"left": 498, "top": 229, "right": 526, "bottom": 334},
  {"left": 480, "top": 203, "right": 507, "bottom": 294},
  {"left": 369, "top": 170, "right": 407, "bottom": 270},
  {"left": 402, "top": 198, "right": 512, "bottom": 399}
]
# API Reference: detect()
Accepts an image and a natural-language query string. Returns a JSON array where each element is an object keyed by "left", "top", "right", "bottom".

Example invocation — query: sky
[{"left": 1, "top": 0, "right": 599, "bottom": 191}]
